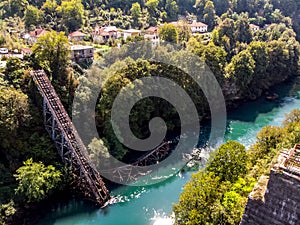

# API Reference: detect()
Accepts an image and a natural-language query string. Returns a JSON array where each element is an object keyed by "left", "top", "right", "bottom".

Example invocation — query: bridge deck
[{"left": 31, "top": 70, "right": 110, "bottom": 206}]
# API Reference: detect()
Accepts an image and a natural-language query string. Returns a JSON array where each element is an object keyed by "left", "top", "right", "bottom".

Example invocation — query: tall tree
[
  {"left": 218, "top": 18, "right": 235, "bottom": 46},
  {"left": 165, "top": 0, "right": 178, "bottom": 22},
  {"left": 0, "top": 85, "right": 28, "bottom": 134},
  {"left": 24, "top": 5, "right": 43, "bottom": 29},
  {"left": 1, "top": 0, "right": 28, "bottom": 17},
  {"left": 32, "top": 31, "right": 70, "bottom": 82},
  {"left": 31, "top": 30, "right": 76, "bottom": 106},
  {"left": 57, "top": 0, "right": 84, "bottom": 32},
  {"left": 226, "top": 49, "right": 255, "bottom": 91},
  {"left": 130, "top": 2, "right": 141, "bottom": 28},
  {"left": 212, "top": 0, "right": 230, "bottom": 15},
  {"left": 173, "top": 171, "right": 222, "bottom": 225},
  {"left": 234, "top": 17, "right": 252, "bottom": 44},
  {"left": 203, "top": 0, "right": 216, "bottom": 31},
  {"left": 194, "top": 0, "right": 207, "bottom": 21},
  {"left": 145, "top": 0, "right": 159, "bottom": 26}
]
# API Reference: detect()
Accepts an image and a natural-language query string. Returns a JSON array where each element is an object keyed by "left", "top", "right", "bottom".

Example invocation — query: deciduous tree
[
  {"left": 14, "top": 159, "right": 61, "bottom": 202},
  {"left": 207, "top": 141, "right": 248, "bottom": 183}
]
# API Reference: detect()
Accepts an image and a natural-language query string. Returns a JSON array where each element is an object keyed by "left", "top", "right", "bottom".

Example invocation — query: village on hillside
[{"left": 0, "top": 20, "right": 266, "bottom": 67}]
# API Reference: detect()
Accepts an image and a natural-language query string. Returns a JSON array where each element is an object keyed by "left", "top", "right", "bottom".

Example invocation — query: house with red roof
[
  {"left": 68, "top": 30, "right": 87, "bottom": 42},
  {"left": 28, "top": 29, "right": 47, "bottom": 44},
  {"left": 250, "top": 24, "right": 260, "bottom": 32},
  {"left": 146, "top": 27, "right": 158, "bottom": 35},
  {"left": 92, "top": 25, "right": 118, "bottom": 44},
  {"left": 21, "top": 48, "right": 33, "bottom": 56},
  {"left": 144, "top": 27, "right": 160, "bottom": 46}
]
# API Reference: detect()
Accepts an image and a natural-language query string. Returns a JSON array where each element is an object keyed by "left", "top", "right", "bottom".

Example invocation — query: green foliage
[
  {"left": 14, "top": 159, "right": 61, "bottom": 203},
  {"left": 145, "top": 0, "right": 159, "bottom": 26},
  {"left": 0, "top": 201, "right": 16, "bottom": 224},
  {"left": 234, "top": 17, "right": 252, "bottom": 44},
  {"left": 88, "top": 138, "right": 110, "bottom": 169},
  {"left": 226, "top": 49, "right": 255, "bottom": 92},
  {"left": 207, "top": 141, "right": 248, "bottom": 183},
  {"left": 165, "top": 0, "right": 178, "bottom": 22},
  {"left": 0, "top": 0, "right": 28, "bottom": 17},
  {"left": 33, "top": 31, "right": 70, "bottom": 79},
  {"left": 175, "top": 21, "right": 192, "bottom": 43},
  {"left": 173, "top": 171, "right": 223, "bottom": 225},
  {"left": 187, "top": 37, "right": 227, "bottom": 84},
  {"left": 4, "top": 57, "right": 26, "bottom": 89},
  {"left": 0, "top": 85, "right": 29, "bottom": 133},
  {"left": 24, "top": 5, "right": 43, "bottom": 28},
  {"left": 57, "top": 0, "right": 85, "bottom": 32},
  {"left": 130, "top": 2, "right": 141, "bottom": 28},
  {"left": 203, "top": 0, "right": 216, "bottom": 31},
  {"left": 158, "top": 23, "right": 178, "bottom": 43}
]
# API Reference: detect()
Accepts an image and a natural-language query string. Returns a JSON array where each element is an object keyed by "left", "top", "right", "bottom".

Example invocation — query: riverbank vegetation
[
  {"left": 1, "top": 0, "right": 300, "bottom": 224},
  {"left": 173, "top": 109, "right": 300, "bottom": 225}
]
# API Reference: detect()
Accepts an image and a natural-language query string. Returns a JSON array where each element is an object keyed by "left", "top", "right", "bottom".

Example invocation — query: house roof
[
  {"left": 146, "top": 26, "right": 158, "bottom": 33},
  {"left": 21, "top": 48, "right": 32, "bottom": 54},
  {"left": 250, "top": 24, "right": 260, "bottom": 29},
  {"left": 69, "top": 30, "right": 86, "bottom": 37},
  {"left": 30, "top": 29, "right": 47, "bottom": 38},
  {"left": 94, "top": 26, "right": 118, "bottom": 36},
  {"left": 70, "top": 45, "right": 94, "bottom": 51},
  {"left": 190, "top": 21, "right": 208, "bottom": 27},
  {"left": 103, "top": 26, "right": 117, "bottom": 32},
  {"left": 123, "top": 29, "right": 141, "bottom": 33}
]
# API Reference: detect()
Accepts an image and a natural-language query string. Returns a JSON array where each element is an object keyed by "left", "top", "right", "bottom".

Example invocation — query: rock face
[{"left": 240, "top": 150, "right": 300, "bottom": 225}]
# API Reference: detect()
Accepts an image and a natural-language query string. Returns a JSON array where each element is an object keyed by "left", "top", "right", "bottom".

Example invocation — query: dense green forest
[{"left": 1, "top": 0, "right": 300, "bottom": 224}]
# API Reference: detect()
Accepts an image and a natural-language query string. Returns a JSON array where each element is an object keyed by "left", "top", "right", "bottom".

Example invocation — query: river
[{"left": 38, "top": 77, "right": 300, "bottom": 225}]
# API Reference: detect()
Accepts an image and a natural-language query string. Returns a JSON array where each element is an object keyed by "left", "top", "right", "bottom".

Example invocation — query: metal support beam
[{"left": 31, "top": 70, "right": 110, "bottom": 206}]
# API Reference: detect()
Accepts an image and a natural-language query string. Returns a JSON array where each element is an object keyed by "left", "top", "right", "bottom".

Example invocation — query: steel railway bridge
[{"left": 31, "top": 70, "right": 174, "bottom": 206}]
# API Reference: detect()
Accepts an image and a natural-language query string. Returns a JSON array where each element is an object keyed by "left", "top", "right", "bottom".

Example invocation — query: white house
[
  {"left": 28, "top": 29, "right": 47, "bottom": 44},
  {"left": 190, "top": 21, "right": 208, "bottom": 33},
  {"left": 70, "top": 45, "right": 94, "bottom": 63},
  {"left": 122, "top": 29, "right": 141, "bottom": 40},
  {"left": 250, "top": 24, "right": 260, "bottom": 32},
  {"left": 144, "top": 27, "right": 160, "bottom": 46},
  {"left": 92, "top": 25, "right": 118, "bottom": 44}
]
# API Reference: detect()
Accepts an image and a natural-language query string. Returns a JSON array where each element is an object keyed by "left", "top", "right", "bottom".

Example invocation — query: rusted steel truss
[
  {"left": 101, "top": 141, "right": 171, "bottom": 183},
  {"left": 31, "top": 70, "right": 110, "bottom": 206}
]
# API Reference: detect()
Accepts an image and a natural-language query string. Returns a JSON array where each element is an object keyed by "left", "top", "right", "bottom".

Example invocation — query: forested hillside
[{"left": 1, "top": 0, "right": 300, "bottom": 33}]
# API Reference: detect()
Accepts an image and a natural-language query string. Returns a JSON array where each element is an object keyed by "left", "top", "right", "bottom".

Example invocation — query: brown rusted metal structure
[
  {"left": 31, "top": 70, "right": 110, "bottom": 206},
  {"left": 101, "top": 141, "right": 171, "bottom": 183}
]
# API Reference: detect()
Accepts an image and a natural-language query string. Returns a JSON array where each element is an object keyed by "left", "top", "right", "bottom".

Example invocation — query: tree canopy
[{"left": 14, "top": 159, "right": 61, "bottom": 202}]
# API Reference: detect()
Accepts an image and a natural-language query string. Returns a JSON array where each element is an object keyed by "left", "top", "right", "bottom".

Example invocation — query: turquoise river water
[{"left": 38, "top": 77, "right": 300, "bottom": 225}]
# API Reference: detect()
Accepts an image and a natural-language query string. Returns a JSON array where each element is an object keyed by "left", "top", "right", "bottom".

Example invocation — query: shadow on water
[{"left": 228, "top": 76, "right": 300, "bottom": 123}]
